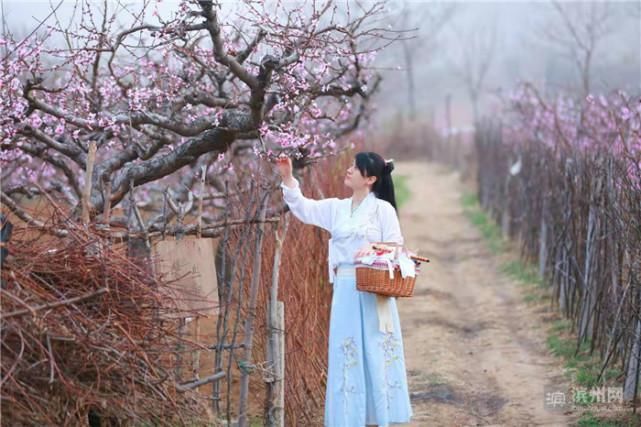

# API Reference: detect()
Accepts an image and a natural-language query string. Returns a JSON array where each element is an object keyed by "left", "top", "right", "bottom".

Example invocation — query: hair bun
[{"left": 383, "top": 159, "right": 394, "bottom": 175}]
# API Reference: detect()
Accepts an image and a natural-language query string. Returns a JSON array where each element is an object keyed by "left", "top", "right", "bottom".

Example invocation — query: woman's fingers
[
  {"left": 276, "top": 157, "right": 291, "bottom": 169},
  {"left": 271, "top": 155, "right": 289, "bottom": 165},
  {"left": 274, "top": 156, "right": 292, "bottom": 178}
]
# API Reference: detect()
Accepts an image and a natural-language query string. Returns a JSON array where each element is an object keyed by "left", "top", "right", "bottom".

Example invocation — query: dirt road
[{"left": 396, "top": 161, "right": 577, "bottom": 426}]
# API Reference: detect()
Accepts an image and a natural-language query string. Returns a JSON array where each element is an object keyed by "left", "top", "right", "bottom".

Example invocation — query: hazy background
[
  {"left": 3, "top": 0, "right": 640, "bottom": 133},
  {"left": 373, "top": 1, "right": 640, "bottom": 132}
]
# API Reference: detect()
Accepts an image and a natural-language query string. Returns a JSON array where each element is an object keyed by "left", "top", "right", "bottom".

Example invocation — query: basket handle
[{"left": 372, "top": 242, "right": 401, "bottom": 262}]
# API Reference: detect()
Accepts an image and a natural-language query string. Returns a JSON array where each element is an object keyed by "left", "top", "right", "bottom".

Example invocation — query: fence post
[
  {"left": 275, "top": 301, "right": 285, "bottom": 427},
  {"left": 538, "top": 197, "right": 547, "bottom": 279},
  {"left": 501, "top": 157, "right": 511, "bottom": 239}
]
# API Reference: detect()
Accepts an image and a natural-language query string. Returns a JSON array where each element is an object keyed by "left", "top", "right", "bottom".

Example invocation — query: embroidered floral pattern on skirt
[
  {"left": 324, "top": 270, "right": 412, "bottom": 427},
  {"left": 380, "top": 332, "right": 403, "bottom": 411}
]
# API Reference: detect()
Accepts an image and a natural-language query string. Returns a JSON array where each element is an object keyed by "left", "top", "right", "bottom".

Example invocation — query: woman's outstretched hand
[
  {"left": 276, "top": 156, "right": 292, "bottom": 178},
  {"left": 275, "top": 156, "right": 296, "bottom": 188}
]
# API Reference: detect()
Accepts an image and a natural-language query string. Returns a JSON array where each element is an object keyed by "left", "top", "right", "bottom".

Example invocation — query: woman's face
[{"left": 344, "top": 160, "right": 376, "bottom": 191}]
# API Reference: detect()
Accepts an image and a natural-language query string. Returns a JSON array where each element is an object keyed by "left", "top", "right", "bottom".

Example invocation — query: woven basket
[{"left": 355, "top": 266, "right": 416, "bottom": 297}]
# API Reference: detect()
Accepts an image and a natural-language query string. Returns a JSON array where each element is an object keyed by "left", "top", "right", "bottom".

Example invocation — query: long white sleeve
[
  {"left": 380, "top": 202, "right": 404, "bottom": 245},
  {"left": 280, "top": 177, "right": 337, "bottom": 232}
]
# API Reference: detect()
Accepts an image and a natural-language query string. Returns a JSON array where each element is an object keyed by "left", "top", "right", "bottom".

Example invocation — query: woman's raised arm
[{"left": 276, "top": 157, "right": 336, "bottom": 231}]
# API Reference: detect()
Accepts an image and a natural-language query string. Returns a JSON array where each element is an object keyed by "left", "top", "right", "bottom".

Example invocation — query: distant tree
[
  {"left": 450, "top": 22, "right": 497, "bottom": 123},
  {"left": 387, "top": 0, "right": 457, "bottom": 120},
  {"left": 542, "top": 1, "right": 617, "bottom": 97}
]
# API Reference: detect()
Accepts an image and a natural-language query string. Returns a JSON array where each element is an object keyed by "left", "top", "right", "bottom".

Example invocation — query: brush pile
[{"left": 1, "top": 220, "right": 209, "bottom": 426}]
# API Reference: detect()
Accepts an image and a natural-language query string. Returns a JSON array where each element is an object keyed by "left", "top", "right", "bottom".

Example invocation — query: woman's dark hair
[{"left": 355, "top": 151, "right": 397, "bottom": 210}]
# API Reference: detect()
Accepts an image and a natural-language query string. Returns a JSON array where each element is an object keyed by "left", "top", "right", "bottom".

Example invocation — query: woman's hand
[
  {"left": 275, "top": 156, "right": 297, "bottom": 188},
  {"left": 275, "top": 156, "right": 293, "bottom": 179}
]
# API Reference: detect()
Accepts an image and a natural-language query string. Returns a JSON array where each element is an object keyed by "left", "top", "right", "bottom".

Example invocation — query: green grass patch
[
  {"left": 500, "top": 259, "right": 544, "bottom": 287},
  {"left": 547, "top": 331, "right": 623, "bottom": 389},
  {"left": 523, "top": 291, "right": 545, "bottom": 303},
  {"left": 576, "top": 411, "right": 641, "bottom": 427},
  {"left": 541, "top": 306, "right": 628, "bottom": 419},
  {"left": 461, "top": 193, "right": 478, "bottom": 209},
  {"left": 460, "top": 193, "right": 504, "bottom": 253},
  {"left": 551, "top": 319, "right": 573, "bottom": 334},
  {"left": 547, "top": 334, "right": 576, "bottom": 360},
  {"left": 394, "top": 175, "right": 411, "bottom": 208},
  {"left": 576, "top": 411, "right": 616, "bottom": 426}
]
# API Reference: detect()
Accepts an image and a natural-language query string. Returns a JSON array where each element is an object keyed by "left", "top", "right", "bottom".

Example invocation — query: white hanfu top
[
  {"left": 281, "top": 177, "right": 405, "bottom": 332},
  {"left": 280, "top": 177, "right": 404, "bottom": 284}
]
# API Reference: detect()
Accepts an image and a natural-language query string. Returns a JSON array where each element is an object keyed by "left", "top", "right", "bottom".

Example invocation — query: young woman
[{"left": 276, "top": 152, "right": 413, "bottom": 427}]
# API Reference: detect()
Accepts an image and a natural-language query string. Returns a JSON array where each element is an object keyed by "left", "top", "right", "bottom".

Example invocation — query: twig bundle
[{"left": 1, "top": 218, "right": 209, "bottom": 426}]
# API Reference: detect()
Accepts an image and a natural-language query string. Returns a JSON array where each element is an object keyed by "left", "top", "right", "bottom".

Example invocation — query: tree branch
[
  {"left": 0, "top": 192, "right": 69, "bottom": 237},
  {"left": 201, "top": 4, "right": 259, "bottom": 89},
  {"left": 103, "top": 127, "right": 238, "bottom": 211}
]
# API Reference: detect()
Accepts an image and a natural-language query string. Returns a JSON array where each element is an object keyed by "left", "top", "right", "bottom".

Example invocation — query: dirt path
[{"left": 396, "top": 161, "right": 577, "bottom": 426}]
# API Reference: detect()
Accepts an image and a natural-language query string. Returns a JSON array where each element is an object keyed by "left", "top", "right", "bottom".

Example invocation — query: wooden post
[
  {"left": 624, "top": 308, "right": 641, "bottom": 402},
  {"left": 444, "top": 93, "right": 452, "bottom": 163},
  {"left": 274, "top": 301, "right": 285, "bottom": 427},
  {"left": 192, "top": 317, "right": 201, "bottom": 380},
  {"left": 198, "top": 166, "right": 206, "bottom": 238},
  {"left": 238, "top": 194, "right": 270, "bottom": 427},
  {"left": 192, "top": 166, "right": 207, "bottom": 379},
  {"left": 538, "top": 198, "right": 547, "bottom": 279},
  {"left": 82, "top": 141, "right": 97, "bottom": 225},
  {"left": 501, "top": 168, "right": 511, "bottom": 240},
  {"left": 176, "top": 317, "right": 186, "bottom": 382},
  {"left": 265, "top": 215, "right": 288, "bottom": 426},
  {"left": 101, "top": 176, "right": 112, "bottom": 229}
]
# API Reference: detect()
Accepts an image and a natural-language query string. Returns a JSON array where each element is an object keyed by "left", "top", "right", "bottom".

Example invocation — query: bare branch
[{"left": 0, "top": 192, "right": 69, "bottom": 237}]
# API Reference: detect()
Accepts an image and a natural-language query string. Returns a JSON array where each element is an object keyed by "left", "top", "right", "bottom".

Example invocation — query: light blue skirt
[{"left": 324, "top": 265, "right": 413, "bottom": 427}]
